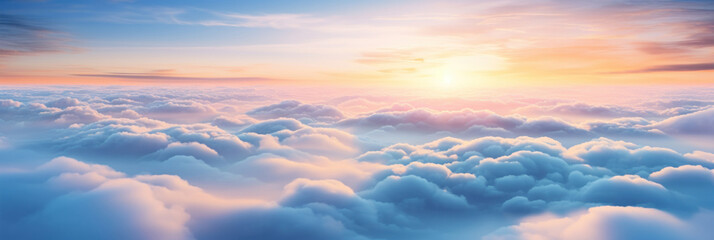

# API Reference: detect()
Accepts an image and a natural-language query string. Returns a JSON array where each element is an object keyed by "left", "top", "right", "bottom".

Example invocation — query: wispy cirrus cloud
[
  {"left": 0, "top": 14, "right": 74, "bottom": 58},
  {"left": 102, "top": 7, "right": 323, "bottom": 29},
  {"left": 72, "top": 73, "right": 276, "bottom": 82},
  {"left": 198, "top": 12, "right": 323, "bottom": 29},
  {"left": 610, "top": 62, "right": 714, "bottom": 74}
]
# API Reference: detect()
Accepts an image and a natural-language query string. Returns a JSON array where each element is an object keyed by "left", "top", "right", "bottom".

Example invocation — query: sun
[{"left": 442, "top": 74, "right": 453, "bottom": 87}]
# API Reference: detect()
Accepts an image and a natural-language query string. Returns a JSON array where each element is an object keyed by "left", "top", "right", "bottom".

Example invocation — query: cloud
[
  {"left": 585, "top": 118, "right": 664, "bottom": 137},
  {"left": 644, "top": 99, "right": 714, "bottom": 110},
  {"left": 336, "top": 108, "right": 592, "bottom": 138},
  {"left": 0, "top": 156, "right": 308, "bottom": 240},
  {"left": 649, "top": 165, "right": 714, "bottom": 208},
  {"left": 139, "top": 155, "right": 259, "bottom": 192},
  {"left": 516, "top": 103, "right": 658, "bottom": 118},
  {"left": 45, "top": 97, "right": 83, "bottom": 108},
  {"left": 563, "top": 138, "right": 713, "bottom": 174},
  {"left": 352, "top": 135, "right": 714, "bottom": 218},
  {"left": 0, "top": 14, "right": 71, "bottom": 58},
  {"left": 612, "top": 62, "right": 714, "bottom": 74},
  {"left": 337, "top": 108, "right": 520, "bottom": 133},
  {"left": 210, "top": 116, "right": 254, "bottom": 131},
  {"left": 515, "top": 117, "right": 590, "bottom": 136},
  {"left": 0, "top": 86, "right": 713, "bottom": 239},
  {"left": 579, "top": 175, "right": 676, "bottom": 209},
  {"left": 103, "top": 7, "right": 324, "bottom": 30},
  {"left": 140, "top": 100, "right": 219, "bottom": 123},
  {"left": 40, "top": 117, "right": 254, "bottom": 163},
  {"left": 191, "top": 204, "right": 371, "bottom": 240},
  {"left": 150, "top": 141, "right": 222, "bottom": 163},
  {"left": 501, "top": 196, "right": 546, "bottom": 214},
  {"left": 236, "top": 117, "right": 368, "bottom": 158},
  {"left": 229, "top": 152, "right": 379, "bottom": 187},
  {"left": 485, "top": 206, "right": 710, "bottom": 240},
  {"left": 247, "top": 100, "right": 345, "bottom": 122},
  {"left": 3, "top": 136, "right": 714, "bottom": 239},
  {"left": 446, "top": 136, "right": 567, "bottom": 159},
  {"left": 650, "top": 165, "right": 714, "bottom": 188},
  {"left": 653, "top": 108, "right": 714, "bottom": 134},
  {"left": 73, "top": 74, "right": 274, "bottom": 83},
  {"left": 240, "top": 118, "right": 305, "bottom": 134},
  {"left": 0, "top": 100, "right": 106, "bottom": 132},
  {"left": 0, "top": 157, "right": 191, "bottom": 240},
  {"left": 331, "top": 102, "right": 703, "bottom": 141},
  {"left": 27, "top": 178, "right": 193, "bottom": 240},
  {"left": 201, "top": 13, "right": 323, "bottom": 29},
  {"left": 361, "top": 175, "right": 471, "bottom": 213}
]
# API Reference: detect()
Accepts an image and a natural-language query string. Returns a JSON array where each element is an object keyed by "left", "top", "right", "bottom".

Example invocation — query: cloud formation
[
  {"left": 336, "top": 107, "right": 592, "bottom": 139},
  {"left": 247, "top": 100, "right": 344, "bottom": 122},
  {"left": 0, "top": 86, "right": 712, "bottom": 239},
  {"left": 486, "top": 206, "right": 714, "bottom": 240},
  {"left": 654, "top": 108, "right": 714, "bottom": 134}
]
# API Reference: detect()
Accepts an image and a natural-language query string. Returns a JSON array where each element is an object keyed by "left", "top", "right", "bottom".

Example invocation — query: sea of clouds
[{"left": 0, "top": 85, "right": 712, "bottom": 240}]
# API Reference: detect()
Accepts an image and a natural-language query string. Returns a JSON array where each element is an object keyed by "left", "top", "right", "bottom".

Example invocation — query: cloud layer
[{"left": 0, "top": 86, "right": 712, "bottom": 239}]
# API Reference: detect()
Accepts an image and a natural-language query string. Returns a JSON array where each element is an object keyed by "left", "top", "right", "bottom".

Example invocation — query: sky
[
  {"left": 1, "top": 1, "right": 714, "bottom": 240},
  {"left": 2, "top": 0, "right": 714, "bottom": 87}
]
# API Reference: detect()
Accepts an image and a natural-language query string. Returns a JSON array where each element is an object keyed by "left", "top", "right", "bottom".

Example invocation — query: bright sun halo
[{"left": 442, "top": 74, "right": 453, "bottom": 87}]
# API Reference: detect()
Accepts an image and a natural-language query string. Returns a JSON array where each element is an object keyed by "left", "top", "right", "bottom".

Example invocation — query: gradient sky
[{"left": 2, "top": 0, "right": 714, "bottom": 87}]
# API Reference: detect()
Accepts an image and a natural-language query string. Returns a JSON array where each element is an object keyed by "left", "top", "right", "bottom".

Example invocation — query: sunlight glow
[{"left": 442, "top": 74, "right": 453, "bottom": 87}]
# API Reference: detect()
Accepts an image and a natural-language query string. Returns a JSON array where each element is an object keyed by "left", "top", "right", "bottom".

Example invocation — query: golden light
[
  {"left": 432, "top": 54, "right": 504, "bottom": 89},
  {"left": 442, "top": 73, "right": 453, "bottom": 87}
]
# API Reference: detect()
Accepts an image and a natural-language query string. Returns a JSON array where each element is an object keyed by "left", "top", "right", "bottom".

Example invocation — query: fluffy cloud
[
  {"left": 362, "top": 175, "right": 471, "bottom": 212},
  {"left": 44, "top": 118, "right": 254, "bottom": 163},
  {"left": 650, "top": 165, "right": 714, "bottom": 188},
  {"left": 337, "top": 108, "right": 522, "bottom": 133},
  {"left": 654, "top": 108, "right": 714, "bottom": 134},
  {"left": 27, "top": 178, "right": 193, "bottom": 240},
  {"left": 1, "top": 157, "right": 370, "bottom": 240},
  {"left": 485, "top": 206, "right": 712, "bottom": 240},
  {"left": 210, "top": 115, "right": 254, "bottom": 131},
  {"left": 247, "top": 100, "right": 345, "bottom": 122},
  {"left": 140, "top": 100, "right": 219, "bottom": 123},
  {"left": 1, "top": 86, "right": 713, "bottom": 239},
  {"left": 336, "top": 108, "right": 593, "bottom": 139},
  {"left": 0, "top": 157, "right": 190, "bottom": 240},
  {"left": 0, "top": 157, "right": 390, "bottom": 240},
  {"left": 238, "top": 118, "right": 370, "bottom": 158},
  {"left": 579, "top": 175, "right": 676, "bottom": 209},
  {"left": 240, "top": 118, "right": 305, "bottom": 134},
  {"left": 336, "top": 105, "right": 714, "bottom": 141},
  {"left": 564, "top": 138, "right": 713, "bottom": 174},
  {"left": 649, "top": 165, "right": 714, "bottom": 208},
  {"left": 0, "top": 100, "right": 105, "bottom": 131},
  {"left": 584, "top": 117, "right": 664, "bottom": 137},
  {"left": 515, "top": 102, "right": 658, "bottom": 118},
  {"left": 353, "top": 136, "right": 714, "bottom": 217},
  {"left": 45, "top": 97, "right": 83, "bottom": 108}
]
